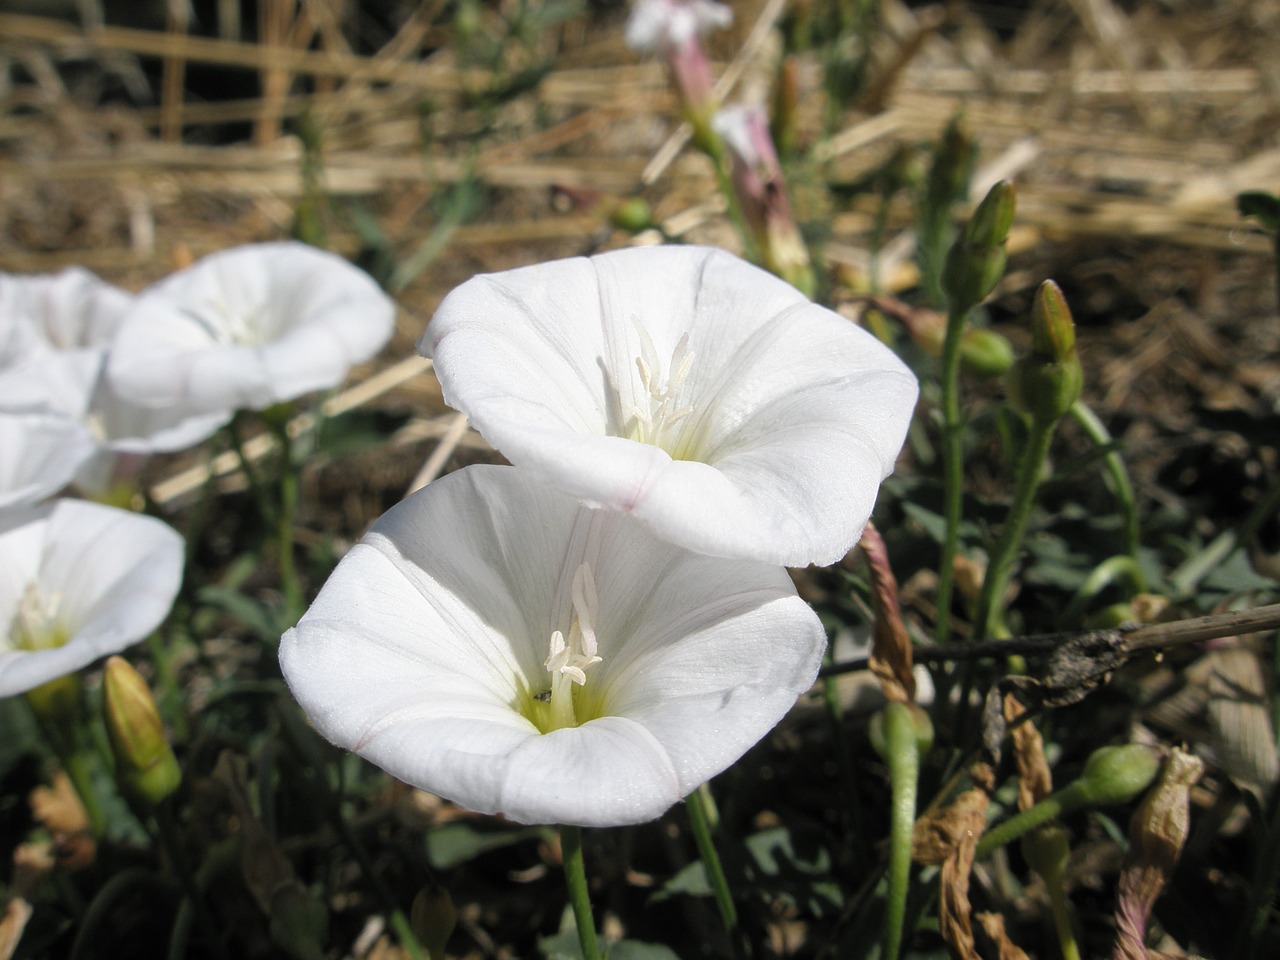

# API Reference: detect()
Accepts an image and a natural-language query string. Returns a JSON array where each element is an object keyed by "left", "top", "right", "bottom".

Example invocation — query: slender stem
[
  {"left": 685, "top": 786, "right": 746, "bottom": 958},
  {"left": 881, "top": 702, "right": 923, "bottom": 960},
  {"left": 558, "top": 825, "right": 602, "bottom": 960},
  {"left": 1046, "top": 875, "right": 1082, "bottom": 960},
  {"left": 271, "top": 419, "right": 303, "bottom": 625},
  {"left": 935, "top": 304, "right": 970, "bottom": 645},
  {"left": 974, "top": 416, "right": 1057, "bottom": 642},
  {"left": 1068, "top": 401, "right": 1139, "bottom": 559},
  {"left": 976, "top": 791, "right": 1073, "bottom": 861}
]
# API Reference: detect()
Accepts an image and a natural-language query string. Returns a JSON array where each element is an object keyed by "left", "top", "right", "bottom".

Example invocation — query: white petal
[
  {"left": 281, "top": 464, "right": 824, "bottom": 826},
  {"left": 0, "top": 411, "right": 97, "bottom": 510},
  {"left": 422, "top": 246, "right": 918, "bottom": 565},
  {"left": 0, "top": 500, "right": 184, "bottom": 696},
  {"left": 107, "top": 243, "right": 396, "bottom": 415}
]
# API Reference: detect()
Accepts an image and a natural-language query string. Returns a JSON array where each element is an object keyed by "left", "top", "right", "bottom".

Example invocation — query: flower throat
[{"left": 531, "top": 563, "right": 602, "bottom": 733}]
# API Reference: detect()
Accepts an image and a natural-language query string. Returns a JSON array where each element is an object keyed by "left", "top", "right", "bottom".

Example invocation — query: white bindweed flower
[
  {"left": 422, "top": 246, "right": 918, "bottom": 567},
  {"left": 279, "top": 464, "right": 826, "bottom": 827},
  {"left": 0, "top": 268, "right": 230, "bottom": 494},
  {"left": 625, "top": 0, "right": 732, "bottom": 53},
  {"left": 106, "top": 242, "right": 396, "bottom": 416},
  {"left": 0, "top": 411, "right": 97, "bottom": 510},
  {"left": 0, "top": 499, "right": 184, "bottom": 697}
]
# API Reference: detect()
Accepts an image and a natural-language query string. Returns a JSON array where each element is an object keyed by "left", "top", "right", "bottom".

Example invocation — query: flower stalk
[
  {"left": 871, "top": 701, "right": 933, "bottom": 960},
  {"left": 935, "top": 180, "right": 1016, "bottom": 644},
  {"left": 685, "top": 785, "right": 745, "bottom": 958},
  {"left": 559, "top": 825, "right": 603, "bottom": 960}
]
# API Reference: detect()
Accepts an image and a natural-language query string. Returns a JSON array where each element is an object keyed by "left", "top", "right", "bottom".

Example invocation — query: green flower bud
[
  {"left": 102, "top": 656, "right": 181, "bottom": 807},
  {"left": 1007, "top": 280, "right": 1083, "bottom": 423},
  {"left": 960, "top": 327, "right": 1015, "bottom": 378},
  {"left": 926, "top": 118, "right": 976, "bottom": 213},
  {"left": 1021, "top": 823, "right": 1070, "bottom": 882},
  {"left": 25, "top": 673, "right": 83, "bottom": 726},
  {"left": 1072, "top": 743, "right": 1162, "bottom": 808},
  {"left": 610, "top": 197, "right": 654, "bottom": 234},
  {"left": 869, "top": 702, "right": 935, "bottom": 759},
  {"left": 942, "top": 181, "right": 1017, "bottom": 312}
]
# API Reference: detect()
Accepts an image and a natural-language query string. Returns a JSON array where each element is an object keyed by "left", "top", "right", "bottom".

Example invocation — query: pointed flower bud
[
  {"left": 942, "top": 181, "right": 1017, "bottom": 312},
  {"left": 102, "top": 656, "right": 181, "bottom": 807},
  {"left": 1007, "top": 280, "right": 1084, "bottom": 424}
]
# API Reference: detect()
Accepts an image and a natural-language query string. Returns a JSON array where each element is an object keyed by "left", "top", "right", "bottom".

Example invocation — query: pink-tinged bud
[
  {"left": 1007, "top": 280, "right": 1083, "bottom": 423},
  {"left": 713, "top": 104, "right": 815, "bottom": 295},
  {"left": 626, "top": 0, "right": 732, "bottom": 143},
  {"left": 102, "top": 657, "right": 181, "bottom": 807}
]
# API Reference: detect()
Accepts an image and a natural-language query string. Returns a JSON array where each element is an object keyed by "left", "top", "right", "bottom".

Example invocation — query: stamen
[
  {"left": 616, "top": 317, "right": 698, "bottom": 454},
  {"left": 11, "top": 584, "right": 65, "bottom": 652},
  {"left": 540, "top": 562, "right": 603, "bottom": 730}
]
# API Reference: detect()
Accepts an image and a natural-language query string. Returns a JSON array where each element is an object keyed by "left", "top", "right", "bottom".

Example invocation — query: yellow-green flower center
[
  {"left": 527, "top": 563, "right": 603, "bottom": 733},
  {"left": 9, "top": 584, "right": 68, "bottom": 652}
]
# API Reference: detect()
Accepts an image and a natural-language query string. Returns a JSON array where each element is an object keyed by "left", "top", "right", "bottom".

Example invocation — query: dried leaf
[
  {"left": 1113, "top": 747, "right": 1204, "bottom": 960},
  {"left": 1005, "top": 692, "right": 1052, "bottom": 810},
  {"left": 28, "top": 773, "right": 95, "bottom": 871},
  {"left": 976, "top": 912, "right": 1031, "bottom": 960},
  {"left": 0, "top": 898, "right": 32, "bottom": 960},
  {"left": 912, "top": 775, "right": 991, "bottom": 960},
  {"left": 860, "top": 522, "right": 915, "bottom": 703}
]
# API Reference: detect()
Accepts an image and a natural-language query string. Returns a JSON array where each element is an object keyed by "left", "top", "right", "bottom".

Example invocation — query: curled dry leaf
[
  {"left": 862, "top": 522, "right": 915, "bottom": 704},
  {"left": 976, "top": 912, "right": 1032, "bottom": 960},
  {"left": 1113, "top": 746, "right": 1205, "bottom": 960},
  {"left": 28, "top": 772, "right": 94, "bottom": 871},
  {"left": 912, "top": 767, "right": 994, "bottom": 960},
  {"left": 1005, "top": 692, "right": 1052, "bottom": 811}
]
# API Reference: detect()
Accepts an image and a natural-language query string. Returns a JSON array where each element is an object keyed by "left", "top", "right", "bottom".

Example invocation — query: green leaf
[
  {"left": 538, "top": 930, "right": 682, "bottom": 960},
  {"left": 424, "top": 820, "right": 550, "bottom": 870},
  {"left": 1237, "top": 190, "right": 1280, "bottom": 232}
]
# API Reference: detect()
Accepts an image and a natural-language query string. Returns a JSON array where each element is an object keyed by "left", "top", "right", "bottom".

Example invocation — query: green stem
[
  {"left": 974, "top": 415, "right": 1057, "bottom": 642},
  {"left": 685, "top": 785, "right": 746, "bottom": 958},
  {"left": 1046, "top": 875, "right": 1082, "bottom": 960},
  {"left": 558, "top": 825, "right": 602, "bottom": 960},
  {"left": 1068, "top": 401, "right": 1139, "bottom": 560},
  {"left": 935, "top": 304, "right": 970, "bottom": 645},
  {"left": 975, "top": 789, "right": 1077, "bottom": 861},
  {"left": 270, "top": 419, "right": 303, "bottom": 625},
  {"left": 881, "top": 702, "right": 923, "bottom": 960}
]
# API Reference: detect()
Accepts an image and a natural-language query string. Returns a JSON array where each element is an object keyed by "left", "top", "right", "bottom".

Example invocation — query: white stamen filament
[
  {"left": 542, "top": 563, "right": 602, "bottom": 729},
  {"left": 11, "top": 584, "right": 65, "bottom": 652},
  {"left": 622, "top": 319, "right": 696, "bottom": 453}
]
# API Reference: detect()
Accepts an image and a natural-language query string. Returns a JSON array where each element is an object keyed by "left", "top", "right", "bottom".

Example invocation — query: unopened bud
[
  {"left": 1072, "top": 744, "right": 1162, "bottom": 808},
  {"left": 25, "top": 673, "right": 82, "bottom": 725},
  {"left": 869, "top": 701, "right": 935, "bottom": 759},
  {"left": 926, "top": 118, "right": 976, "bottom": 212},
  {"left": 610, "top": 197, "right": 654, "bottom": 234},
  {"left": 1007, "top": 280, "right": 1083, "bottom": 423},
  {"left": 961, "top": 328, "right": 1015, "bottom": 378},
  {"left": 1021, "top": 823, "right": 1070, "bottom": 883},
  {"left": 942, "top": 181, "right": 1017, "bottom": 312},
  {"left": 411, "top": 884, "right": 458, "bottom": 960},
  {"left": 102, "top": 657, "right": 181, "bottom": 807}
]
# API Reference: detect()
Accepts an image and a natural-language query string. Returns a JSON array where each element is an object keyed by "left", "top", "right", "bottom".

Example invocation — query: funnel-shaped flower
[
  {"left": 106, "top": 242, "right": 396, "bottom": 416},
  {"left": 626, "top": 0, "right": 731, "bottom": 143},
  {"left": 279, "top": 464, "right": 825, "bottom": 827},
  {"left": 422, "top": 246, "right": 917, "bottom": 566},
  {"left": 0, "top": 268, "right": 230, "bottom": 493},
  {"left": 0, "top": 500, "right": 183, "bottom": 697},
  {"left": 0, "top": 411, "right": 97, "bottom": 510}
]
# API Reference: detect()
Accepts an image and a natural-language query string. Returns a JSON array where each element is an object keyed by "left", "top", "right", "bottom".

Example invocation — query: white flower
[
  {"left": 279, "top": 464, "right": 825, "bottom": 827},
  {"left": 625, "top": 0, "right": 732, "bottom": 52},
  {"left": 0, "top": 268, "right": 230, "bottom": 493},
  {"left": 106, "top": 242, "right": 396, "bottom": 416},
  {"left": 0, "top": 411, "right": 97, "bottom": 511},
  {"left": 421, "top": 246, "right": 918, "bottom": 567},
  {"left": 0, "top": 499, "right": 184, "bottom": 697}
]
